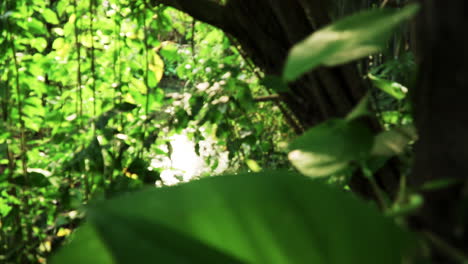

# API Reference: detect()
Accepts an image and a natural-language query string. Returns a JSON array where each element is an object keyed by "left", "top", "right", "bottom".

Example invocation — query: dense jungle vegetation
[{"left": 1, "top": 0, "right": 467, "bottom": 263}]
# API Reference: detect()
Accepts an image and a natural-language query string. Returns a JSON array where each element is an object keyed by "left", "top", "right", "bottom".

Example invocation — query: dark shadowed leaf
[
  {"left": 9, "top": 172, "right": 50, "bottom": 188},
  {"left": 261, "top": 75, "right": 289, "bottom": 92},
  {"left": 371, "top": 124, "right": 417, "bottom": 156},
  {"left": 346, "top": 94, "right": 371, "bottom": 121}
]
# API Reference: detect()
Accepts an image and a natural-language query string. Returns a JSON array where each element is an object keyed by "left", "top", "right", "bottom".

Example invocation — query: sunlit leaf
[
  {"left": 53, "top": 27, "right": 64, "bottom": 36},
  {"left": 159, "top": 42, "right": 178, "bottom": 61},
  {"left": 283, "top": 4, "right": 419, "bottom": 81},
  {"left": 51, "top": 171, "right": 414, "bottom": 264},
  {"left": 52, "top": 38, "right": 64, "bottom": 50},
  {"left": 288, "top": 119, "right": 373, "bottom": 177},
  {"left": 368, "top": 73, "right": 408, "bottom": 100},
  {"left": 0, "top": 199, "right": 12, "bottom": 217},
  {"left": 30, "top": 37, "right": 47, "bottom": 52},
  {"left": 149, "top": 51, "right": 165, "bottom": 85},
  {"left": 56, "top": 228, "right": 72, "bottom": 237},
  {"left": 23, "top": 116, "right": 42, "bottom": 132},
  {"left": 246, "top": 159, "right": 262, "bottom": 172},
  {"left": 27, "top": 17, "right": 47, "bottom": 35},
  {"left": 42, "top": 8, "right": 59, "bottom": 25}
]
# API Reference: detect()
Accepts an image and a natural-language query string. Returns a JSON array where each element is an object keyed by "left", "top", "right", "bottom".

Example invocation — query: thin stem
[
  {"left": 191, "top": 18, "right": 196, "bottom": 63},
  {"left": 73, "top": 0, "right": 88, "bottom": 200},
  {"left": 422, "top": 231, "right": 468, "bottom": 263},
  {"left": 8, "top": 22, "right": 33, "bottom": 246},
  {"left": 89, "top": 0, "right": 97, "bottom": 134},
  {"left": 380, "top": 0, "right": 390, "bottom": 8},
  {"left": 142, "top": 10, "right": 150, "bottom": 156},
  {"left": 73, "top": 0, "right": 83, "bottom": 127}
]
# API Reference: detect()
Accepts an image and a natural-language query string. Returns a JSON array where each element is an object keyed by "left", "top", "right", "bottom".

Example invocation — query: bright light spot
[
  {"left": 27, "top": 168, "right": 52, "bottom": 177},
  {"left": 152, "top": 130, "right": 228, "bottom": 185},
  {"left": 160, "top": 170, "right": 180, "bottom": 186},
  {"left": 196, "top": 82, "right": 210, "bottom": 91},
  {"left": 170, "top": 134, "right": 204, "bottom": 181},
  {"left": 115, "top": 133, "right": 128, "bottom": 140},
  {"left": 66, "top": 114, "right": 77, "bottom": 121},
  {"left": 221, "top": 72, "right": 231, "bottom": 79}
]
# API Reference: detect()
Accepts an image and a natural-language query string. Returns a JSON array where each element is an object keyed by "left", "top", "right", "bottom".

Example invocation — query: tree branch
[{"left": 152, "top": 0, "right": 227, "bottom": 29}]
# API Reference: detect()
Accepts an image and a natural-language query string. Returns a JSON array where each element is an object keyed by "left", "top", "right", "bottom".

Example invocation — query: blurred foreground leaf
[{"left": 51, "top": 171, "right": 413, "bottom": 264}]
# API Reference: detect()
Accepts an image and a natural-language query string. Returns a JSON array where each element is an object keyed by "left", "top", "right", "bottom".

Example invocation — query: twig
[{"left": 422, "top": 231, "right": 468, "bottom": 263}]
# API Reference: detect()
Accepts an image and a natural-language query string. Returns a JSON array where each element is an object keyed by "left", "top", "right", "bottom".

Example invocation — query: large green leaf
[
  {"left": 51, "top": 171, "right": 413, "bottom": 264},
  {"left": 283, "top": 4, "right": 419, "bottom": 81},
  {"left": 288, "top": 119, "right": 374, "bottom": 177}
]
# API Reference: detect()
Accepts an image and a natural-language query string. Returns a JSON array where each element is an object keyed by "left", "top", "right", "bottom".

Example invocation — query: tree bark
[
  {"left": 152, "top": 0, "right": 401, "bottom": 198},
  {"left": 411, "top": 0, "right": 468, "bottom": 261},
  {"left": 153, "top": 0, "right": 369, "bottom": 127}
]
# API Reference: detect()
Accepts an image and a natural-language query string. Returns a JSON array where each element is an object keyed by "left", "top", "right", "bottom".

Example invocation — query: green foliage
[
  {"left": 52, "top": 171, "right": 414, "bottom": 264},
  {"left": 371, "top": 125, "right": 417, "bottom": 157},
  {"left": 368, "top": 73, "right": 408, "bottom": 100},
  {"left": 283, "top": 4, "right": 419, "bottom": 81},
  {"left": 0, "top": 0, "right": 292, "bottom": 261},
  {"left": 288, "top": 119, "right": 373, "bottom": 177},
  {"left": 0, "top": 0, "right": 426, "bottom": 263}
]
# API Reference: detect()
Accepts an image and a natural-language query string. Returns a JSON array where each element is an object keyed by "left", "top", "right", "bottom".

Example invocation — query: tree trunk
[
  {"left": 152, "top": 0, "right": 401, "bottom": 197},
  {"left": 153, "top": 0, "right": 371, "bottom": 127},
  {"left": 410, "top": 0, "right": 468, "bottom": 261}
]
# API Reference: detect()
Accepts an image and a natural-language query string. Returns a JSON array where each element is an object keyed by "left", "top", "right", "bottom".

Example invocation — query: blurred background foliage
[
  {"left": 0, "top": 0, "right": 420, "bottom": 263},
  {"left": 0, "top": 0, "right": 294, "bottom": 261}
]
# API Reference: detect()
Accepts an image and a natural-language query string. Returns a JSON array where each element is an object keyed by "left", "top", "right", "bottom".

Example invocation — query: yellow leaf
[
  {"left": 246, "top": 159, "right": 262, "bottom": 172},
  {"left": 150, "top": 50, "right": 165, "bottom": 84},
  {"left": 39, "top": 241, "right": 51, "bottom": 253},
  {"left": 57, "top": 228, "right": 72, "bottom": 237}
]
